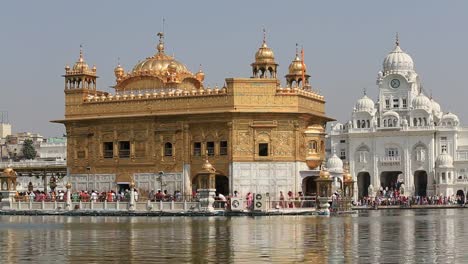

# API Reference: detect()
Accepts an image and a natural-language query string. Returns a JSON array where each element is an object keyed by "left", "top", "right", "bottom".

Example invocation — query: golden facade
[{"left": 53, "top": 32, "right": 332, "bottom": 196}]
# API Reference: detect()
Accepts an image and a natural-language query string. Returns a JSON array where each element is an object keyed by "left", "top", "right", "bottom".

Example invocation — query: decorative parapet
[
  {"left": 84, "top": 87, "right": 228, "bottom": 103},
  {"left": 275, "top": 87, "right": 324, "bottom": 101}
]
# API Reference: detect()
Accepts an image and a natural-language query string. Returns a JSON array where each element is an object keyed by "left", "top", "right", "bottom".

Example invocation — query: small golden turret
[{"left": 196, "top": 64, "right": 205, "bottom": 82}]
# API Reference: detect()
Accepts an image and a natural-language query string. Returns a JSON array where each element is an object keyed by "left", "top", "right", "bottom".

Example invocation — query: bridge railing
[{"left": 0, "top": 160, "right": 66, "bottom": 168}]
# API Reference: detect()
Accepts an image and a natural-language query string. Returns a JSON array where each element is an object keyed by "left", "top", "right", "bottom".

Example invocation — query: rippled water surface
[{"left": 1, "top": 209, "right": 468, "bottom": 263}]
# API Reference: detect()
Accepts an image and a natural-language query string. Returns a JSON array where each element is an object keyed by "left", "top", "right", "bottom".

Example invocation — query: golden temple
[{"left": 53, "top": 31, "right": 332, "bottom": 197}]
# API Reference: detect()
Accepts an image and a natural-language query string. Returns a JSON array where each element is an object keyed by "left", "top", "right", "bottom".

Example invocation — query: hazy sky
[{"left": 1, "top": 1, "right": 467, "bottom": 137}]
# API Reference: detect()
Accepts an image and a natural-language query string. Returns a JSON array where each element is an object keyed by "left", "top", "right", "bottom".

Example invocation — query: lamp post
[
  {"left": 86, "top": 167, "right": 91, "bottom": 191},
  {"left": 158, "top": 171, "right": 164, "bottom": 191},
  {"left": 129, "top": 180, "right": 135, "bottom": 211},
  {"left": 65, "top": 182, "right": 72, "bottom": 210}
]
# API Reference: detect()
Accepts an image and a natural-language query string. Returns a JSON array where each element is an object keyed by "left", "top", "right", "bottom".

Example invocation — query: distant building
[
  {"left": 330, "top": 36, "right": 468, "bottom": 199},
  {"left": 0, "top": 123, "right": 11, "bottom": 138},
  {"left": 37, "top": 137, "right": 67, "bottom": 161}
]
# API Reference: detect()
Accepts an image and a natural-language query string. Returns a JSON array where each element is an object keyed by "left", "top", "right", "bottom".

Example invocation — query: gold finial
[
  {"left": 395, "top": 32, "right": 399, "bottom": 46},
  {"left": 295, "top": 43, "right": 299, "bottom": 57},
  {"left": 157, "top": 32, "right": 165, "bottom": 54},
  {"left": 79, "top": 44, "right": 84, "bottom": 62},
  {"left": 117, "top": 57, "right": 121, "bottom": 67},
  {"left": 263, "top": 27, "right": 266, "bottom": 44}
]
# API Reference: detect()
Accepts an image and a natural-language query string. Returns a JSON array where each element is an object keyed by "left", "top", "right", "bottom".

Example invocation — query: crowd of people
[
  {"left": 357, "top": 185, "right": 466, "bottom": 208},
  {"left": 14, "top": 189, "right": 141, "bottom": 203}
]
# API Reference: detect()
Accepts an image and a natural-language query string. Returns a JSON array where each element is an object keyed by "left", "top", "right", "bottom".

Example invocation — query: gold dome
[
  {"left": 65, "top": 182, "right": 72, "bottom": 189},
  {"left": 131, "top": 32, "right": 191, "bottom": 75},
  {"left": 196, "top": 67, "right": 205, "bottom": 82},
  {"left": 114, "top": 63, "right": 124, "bottom": 78},
  {"left": 319, "top": 168, "right": 330, "bottom": 179},
  {"left": 343, "top": 162, "right": 353, "bottom": 182},
  {"left": 255, "top": 42, "right": 275, "bottom": 63},
  {"left": 168, "top": 61, "right": 178, "bottom": 73},
  {"left": 201, "top": 159, "right": 216, "bottom": 173},
  {"left": 3, "top": 167, "right": 15, "bottom": 176},
  {"left": 73, "top": 47, "right": 90, "bottom": 71},
  {"left": 343, "top": 171, "right": 353, "bottom": 182},
  {"left": 288, "top": 54, "right": 306, "bottom": 75}
]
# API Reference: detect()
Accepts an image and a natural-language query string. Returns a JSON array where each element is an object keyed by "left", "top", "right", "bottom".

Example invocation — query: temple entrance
[
  {"left": 216, "top": 175, "right": 229, "bottom": 195},
  {"left": 380, "top": 171, "right": 402, "bottom": 190},
  {"left": 414, "top": 170, "right": 427, "bottom": 197},
  {"left": 357, "top": 172, "right": 371, "bottom": 198},
  {"left": 302, "top": 176, "right": 318, "bottom": 196},
  {"left": 456, "top": 190, "right": 465, "bottom": 204}
]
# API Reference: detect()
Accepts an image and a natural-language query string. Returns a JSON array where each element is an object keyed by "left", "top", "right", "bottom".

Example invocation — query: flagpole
[{"left": 301, "top": 46, "right": 306, "bottom": 88}]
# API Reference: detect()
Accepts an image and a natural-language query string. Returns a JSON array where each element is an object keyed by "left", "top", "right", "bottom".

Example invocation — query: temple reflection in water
[{"left": 1, "top": 210, "right": 467, "bottom": 262}]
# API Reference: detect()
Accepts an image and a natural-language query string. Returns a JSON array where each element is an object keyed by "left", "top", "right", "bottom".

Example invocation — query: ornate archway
[
  {"left": 414, "top": 170, "right": 427, "bottom": 197},
  {"left": 357, "top": 172, "right": 370, "bottom": 198},
  {"left": 302, "top": 176, "right": 318, "bottom": 196}
]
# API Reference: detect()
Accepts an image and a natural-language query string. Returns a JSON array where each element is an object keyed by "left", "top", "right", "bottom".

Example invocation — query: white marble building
[{"left": 330, "top": 37, "right": 468, "bottom": 199}]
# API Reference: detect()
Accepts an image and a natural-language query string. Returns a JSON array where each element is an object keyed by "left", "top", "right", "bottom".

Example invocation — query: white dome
[
  {"left": 412, "top": 93, "right": 432, "bottom": 112},
  {"left": 431, "top": 98, "right": 441, "bottom": 114},
  {"left": 440, "top": 112, "right": 459, "bottom": 126},
  {"left": 326, "top": 153, "right": 343, "bottom": 173},
  {"left": 436, "top": 151, "right": 453, "bottom": 168},
  {"left": 383, "top": 45, "right": 414, "bottom": 73},
  {"left": 332, "top": 122, "right": 343, "bottom": 131},
  {"left": 355, "top": 95, "right": 375, "bottom": 112},
  {"left": 382, "top": 110, "right": 399, "bottom": 118}
]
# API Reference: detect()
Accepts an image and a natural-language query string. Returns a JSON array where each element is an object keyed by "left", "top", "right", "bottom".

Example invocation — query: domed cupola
[
  {"left": 440, "top": 112, "right": 460, "bottom": 126},
  {"left": 355, "top": 94, "right": 375, "bottom": 112},
  {"left": 285, "top": 44, "right": 310, "bottom": 88},
  {"left": 326, "top": 153, "right": 343, "bottom": 173},
  {"left": 251, "top": 29, "right": 278, "bottom": 79},
  {"left": 131, "top": 32, "right": 191, "bottom": 75},
  {"left": 412, "top": 92, "right": 432, "bottom": 112},
  {"left": 383, "top": 34, "right": 414, "bottom": 74},
  {"left": 114, "top": 32, "right": 204, "bottom": 92},
  {"left": 431, "top": 98, "right": 441, "bottom": 114},
  {"left": 72, "top": 47, "right": 90, "bottom": 72},
  {"left": 114, "top": 62, "right": 124, "bottom": 81},
  {"left": 436, "top": 150, "right": 453, "bottom": 168},
  {"left": 430, "top": 97, "right": 442, "bottom": 120}
]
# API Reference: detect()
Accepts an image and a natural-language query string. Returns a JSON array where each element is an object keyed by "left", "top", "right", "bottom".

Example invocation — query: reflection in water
[{"left": 1, "top": 209, "right": 468, "bottom": 263}]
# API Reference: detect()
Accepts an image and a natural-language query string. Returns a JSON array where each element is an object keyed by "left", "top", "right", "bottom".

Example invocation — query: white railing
[
  {"left": 348, "top": 128, "right": 373, "bottom": 133},
  {"left": 457, "top": 152, "right": 468, "bottom": 161},
  {"left": 379, "top": 156, "right": 401, "bottom": 166},
  {"left": 0, "top": 160, "right": 66, "bottom": 168}
]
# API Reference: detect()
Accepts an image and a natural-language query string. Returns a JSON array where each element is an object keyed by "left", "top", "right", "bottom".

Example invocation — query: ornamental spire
[
  {"left": 79, "top": 44, "right": 84, "bottom": 62},
  {"left": 156, "top": 32, "right": 165, "bottom": 54},
  {"left": 395, "top": 32, "right": 400, "bottom": 46},
  {"left": 263, "top": 27, "right": 266, "bottom": 44}
]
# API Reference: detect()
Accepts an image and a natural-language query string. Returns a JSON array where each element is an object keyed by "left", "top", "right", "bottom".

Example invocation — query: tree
[{"left": 22, "top": 139, "right": 37, "bottom": 160}]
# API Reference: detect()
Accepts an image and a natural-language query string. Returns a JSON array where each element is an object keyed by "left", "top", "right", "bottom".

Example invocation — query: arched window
[
  {"left": 384, "top": 119, "right": 387, "bottom": 127},
  {"left": 357, "top": 120, "right": 361, "bottom": 128},
  {"left": 309, "top": 141, "right": 317, "bottom": 153},
  {"left": 164, "top": 142, "right": 173, "bottom": 156},
  {"left": 367, "top": 120, "right": 370, "bottom": 128}
]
